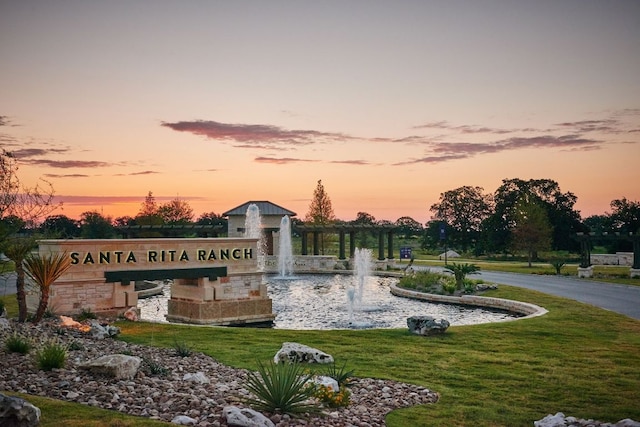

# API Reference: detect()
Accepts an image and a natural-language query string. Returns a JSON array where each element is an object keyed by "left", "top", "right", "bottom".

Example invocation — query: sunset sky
[{"left": 1, "top": 1, "right": 639, "bottom": 225}]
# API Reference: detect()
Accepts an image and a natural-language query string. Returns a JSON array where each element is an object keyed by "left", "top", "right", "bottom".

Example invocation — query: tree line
[{"left": 2, "top": 150, "right": 639, "bottom": 258}]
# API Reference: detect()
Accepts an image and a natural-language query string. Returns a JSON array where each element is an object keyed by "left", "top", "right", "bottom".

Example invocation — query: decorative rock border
[{"left": 390, "top": 283, "right": 548, "bottom": 321}]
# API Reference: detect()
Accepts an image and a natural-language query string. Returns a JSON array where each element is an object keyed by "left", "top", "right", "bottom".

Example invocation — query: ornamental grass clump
[
  {"left": 4, "top": 332, "right": 32, "bottom": 354},
  {"left": 172, "top": 338, "right": 193, "bottom": 357},
  {"left": 35, "top": 339, "right": 67, "bottom": 371},
  {"left": 244, "top": 360, "right": 320, "bottom": 416},
  {"left": 320, "top": 360, "right": 354, "bottom": 388}
]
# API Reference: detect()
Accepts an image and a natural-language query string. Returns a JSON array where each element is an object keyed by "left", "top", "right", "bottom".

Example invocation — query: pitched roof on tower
[{"left": 222, "top": 201, "right": 296, "bottom": 217}]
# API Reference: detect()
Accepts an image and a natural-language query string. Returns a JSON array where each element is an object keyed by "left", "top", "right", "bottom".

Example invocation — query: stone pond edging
[{"left": 389, "top": 283, "right": 548, "bottom": 321}]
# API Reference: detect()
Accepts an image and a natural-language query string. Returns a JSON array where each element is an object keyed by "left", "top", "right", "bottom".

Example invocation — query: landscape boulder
[
  {"left": 223, "top": 406, "right": 275, "bottom": 427},
  {"left": 123, "top": 307, "right": 139, "bottom": 322},
  {"left": 274, "top": 342, "right": 334, "bottom": 364},
  {"left": 171, "top": 415, "right": 197, "bottom": 425},
  {"left": 407, "top": 316, "right": 450, "bottom": 336},
  {"left": 79, "top": 354, "right": 141, "bottom": 379},
  {"left": 534, "top": 413, "right": 640, "bottom": 427},
  {"left": 89, "top": 321, "right": 120, "bottom": 340},
  {"left": 0, "top": 393, "right": 41, "bottom": 427},
  {"left": 182, "top": 372, "right": 210, "bottom": 384}
]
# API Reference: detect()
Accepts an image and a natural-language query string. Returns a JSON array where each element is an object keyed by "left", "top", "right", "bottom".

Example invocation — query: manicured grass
[
  {"left": 4, "top": 393, "right": 169, "bottom": 427},
  {"left": 2, "top": 285, "right": 640, "bottom": 426}
]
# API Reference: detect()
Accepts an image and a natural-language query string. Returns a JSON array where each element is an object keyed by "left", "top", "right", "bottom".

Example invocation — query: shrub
[
  {"left": 77, "top": 308, "right": 97, "bottom": 321},
  {"left": 5, "top": 332, "right": 32, "bottom": 354},
  {"left": 314, "top": 384, "right": 351, "bottom": 408},
  {"left": 244, "top": 361, "right": 319, "bottom": 415},
  {"left": 463, "top": 279, "right": 477, "bottom": 294},
  {"left": 442, "top": 278, "right": 457, "bottom": 295},
  {"left": 550, "top": 259, "right": 566, "bottom": 275},
  {"left": 142, "top": 357, "right": 169, "bottom": 376},
  {"left": 68, "top": 340, "right": 84, "bottom": 351},
  {"left": 398, "top": 270, "right": 446, "bottom": 292},
  {"left": 172, "top": 339, "right": 193, "bottom": 357},
  {"left": 35, "top": 339, "right": 67, "bottom": 370},
  {"left": 320, "top": 361, "right": 354, "bottom": 388}
]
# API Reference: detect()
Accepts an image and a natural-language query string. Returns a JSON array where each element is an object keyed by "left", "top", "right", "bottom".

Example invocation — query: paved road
[
  {"left": 411, "top": 266, "right": 640, "bottom": 320},
  {"left": 0, "top": 272, "right": 17, "bottom": 296},
  {"left": 477, "top": 270, "right": 640, "bottom": 320},
  {"left": 2, "top": 269, "right": 639, "bottom": 320}
]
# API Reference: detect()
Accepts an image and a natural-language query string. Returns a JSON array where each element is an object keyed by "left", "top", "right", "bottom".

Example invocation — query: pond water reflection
[{"left": 138, "top": 274, "right": 518, "bottom": 330}]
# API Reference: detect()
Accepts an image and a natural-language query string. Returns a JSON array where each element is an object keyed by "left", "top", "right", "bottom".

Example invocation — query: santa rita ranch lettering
[
  {"left": 70, "top": 248, "right": 254, "bottom": 265},
  {"left": 29, "top": 238, "right": 274, "bottom": 326}
]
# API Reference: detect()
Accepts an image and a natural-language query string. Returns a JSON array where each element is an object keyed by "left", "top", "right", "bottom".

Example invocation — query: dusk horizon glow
[{"left": 1, "top": 1, "right": 639, "bottom": 224}]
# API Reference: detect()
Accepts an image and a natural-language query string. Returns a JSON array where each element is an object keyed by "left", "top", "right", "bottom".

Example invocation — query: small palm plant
[
  {"left": 23, "top": 252, "right": 72, "bottom": 324},
  {"left": 445, "top": 262, "right": 480, "bottom": 291},
  {"left": 244, "top": 360, "right": 319, "bottom": 415},
  {"left": 550, "top": 259, "right": 566, "bottom": 275}
]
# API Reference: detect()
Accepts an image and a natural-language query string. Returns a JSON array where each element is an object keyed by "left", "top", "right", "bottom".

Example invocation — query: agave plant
[
  {"left": 23, "top": 252, "right": 71, "bottom": 324},
  {"left": 244, "top": 360, "right": 319, "bottom": 415}
]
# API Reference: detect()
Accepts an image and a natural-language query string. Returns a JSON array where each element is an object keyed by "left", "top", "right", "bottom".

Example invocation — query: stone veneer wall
[
  {"left": 263, "top": 255, "right": 339, "bottom": 273},
  {"left": 30, "top": 238, "right": 273, "bottom": 325},
  {"left": 590, "top": 252, "right": 633, "bottom": 266}
]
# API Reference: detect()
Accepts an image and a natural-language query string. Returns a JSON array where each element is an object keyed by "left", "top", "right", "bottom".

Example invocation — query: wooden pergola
[
  {"left": 294, "top": 224, "right": 396, "bottom": 260},
  {"left": 116, "top": 224, "right": 225, "bottom": 238},
  {"left": 575, "top": 232, "right": 640, "bottom": 269}
]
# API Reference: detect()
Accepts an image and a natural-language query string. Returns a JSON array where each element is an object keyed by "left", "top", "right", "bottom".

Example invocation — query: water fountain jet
[
  {"left": 278, "top": 215, "right": 294, "bottom": 277},
  {"left": 244, "top": 204, "right": 266, "bottom": 271}
]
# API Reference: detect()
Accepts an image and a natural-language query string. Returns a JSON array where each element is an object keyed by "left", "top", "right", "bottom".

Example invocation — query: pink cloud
[
  {"left": 254, "top": 156, "right": 318, "bottom": 164},
  {"left": 162, "top": 120, "right": 352, "bottom": 147}
]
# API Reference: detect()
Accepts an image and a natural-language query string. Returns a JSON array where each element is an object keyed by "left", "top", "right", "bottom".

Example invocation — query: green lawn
[{"left": 3, "top": 282, "right": 639, "bottom": 427}]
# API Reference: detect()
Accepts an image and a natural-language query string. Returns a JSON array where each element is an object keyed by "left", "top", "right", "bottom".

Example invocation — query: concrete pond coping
[{"left": 389, "top": 283, "right": 548, "bottom": 322}]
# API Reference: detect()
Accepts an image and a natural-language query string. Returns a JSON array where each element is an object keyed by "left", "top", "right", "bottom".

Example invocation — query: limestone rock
[
  {"left": 182, "top": 372, "right": 210, "bottom": 384},
  {"left": 313, "top": 375, "right": 339, "bottom": 391},
  {"left": 223, "top": 406, "right": 275, "bottom": 427},
  {"left": 534, "top": 412, "right": 640, "bottom": 427},
  {"left": 171, "top": 415, "right": 197, "bottom": 425},
  {"left": 274, "top": 342, "right": 334, "bottom": 364},
  {"left": 79, "top": 354, "right": 141, "bottom": 379},
  {"left": 89, "top": 321, "right": 120, "bottom": 340},
  {"left": 0, "top": 318, "right": 9, "bottom": 330},
  {"left": 0, "top": 393, "right": 41, "bottom": 427},
  {"left": 407, "top": 316, "right": 450, "bottom": 336},
  {"left": 123, "top": 307, "right": 139, "bottom": 322}
]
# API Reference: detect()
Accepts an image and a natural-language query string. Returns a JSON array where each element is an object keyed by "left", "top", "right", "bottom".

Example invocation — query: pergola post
[
  {"left": 339, "top": 230, "right": 346, "bottom": 260},
  {"left": 301, "top": 232, "right": 308, "bottom": 255},
  {"left": 387, "top": 230, "right": 394, "bottom": 259},
  {"left": 349, "top": 231, "right": 356, "bottom": 258},
  {"left": 632, "top": 235, "right": 640, "bottom": 269},
  {"left": 313, "top": 231, "right": 320, "bottom": 256},
  {"left": 378, "top": 231, "right": 385, "bottom": 260}
]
